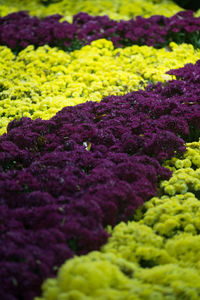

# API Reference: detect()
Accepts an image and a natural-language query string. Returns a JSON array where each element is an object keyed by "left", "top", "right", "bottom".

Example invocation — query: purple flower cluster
[
  {"left": 0, "top": 11, "right": 77, "bottom": 51},
  {"left": 1, "top": 60, "right": 200, "bottom": 300},
  {"left": 73, "top": 10, "right": 200, "bottom": 47},
  {"left": 1, "top": 10, "right": 200, "bottom": 52}
]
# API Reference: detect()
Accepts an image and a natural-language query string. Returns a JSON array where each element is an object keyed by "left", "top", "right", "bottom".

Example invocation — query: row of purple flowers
[
  {"left": 0, "top": 60, "right": 200, "bottom": 300},
  {"left": 1, "top": 10, "right": 200, "bottom": 52}
]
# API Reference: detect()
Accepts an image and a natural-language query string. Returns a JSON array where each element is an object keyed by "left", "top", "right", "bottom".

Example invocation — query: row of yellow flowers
[
  {"left": 0, "top": 40, "right": 200, "bottom": 135},
  {"left": 0, "top": 0, "right": 184, "bottom": 21}
]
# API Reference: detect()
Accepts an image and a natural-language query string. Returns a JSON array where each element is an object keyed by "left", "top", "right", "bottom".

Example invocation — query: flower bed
[
  {"left": 1, "top": 11, "right": 200, "bottom": 53},
  {"left": 0, "top": 40, "right": 199, "bottom": 135},
  {"left": 0, "top": 1, "right": 200, "bottom": 300},
  {"left": 35, "top": 139, "right": 200, "bottom": 300}
]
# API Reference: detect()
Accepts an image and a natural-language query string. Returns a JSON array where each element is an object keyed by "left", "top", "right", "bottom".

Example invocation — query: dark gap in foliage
[{"left": 174, "top": 0, "right": 200, "bottom": 10}]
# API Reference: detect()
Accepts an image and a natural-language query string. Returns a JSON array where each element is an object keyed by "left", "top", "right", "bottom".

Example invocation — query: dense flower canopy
[
  {"left": 1, "top": 10, "right": 200, "bottom": 53},
  {"left": 0, "top": 1, "right": 200, "bottom": 300}
]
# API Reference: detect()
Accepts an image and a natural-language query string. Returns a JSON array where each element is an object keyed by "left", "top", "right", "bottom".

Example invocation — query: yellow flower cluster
[
  {"left": 195, "top": 10, "right": 200, "bottom": 17},
  {"left": 0, "top": 0, "right": 182, "bottom": 20},
  {"left": 136, "top": 192, "right": 200, "bottom": 236},
  {"left": 0, "top": 40, "right": 200, "bottom": 135},
  {"left": 160, "top": 140, "right": 200, "bottom": 196},
  {"left": 36, "top": 224, "right": 200, "bottom": 299},
  {"left": 36, "top": 140, "right": 200, "bottom": 300},
  {"left": 104, "top": 219, "right": 200, "bottom": 273}
]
